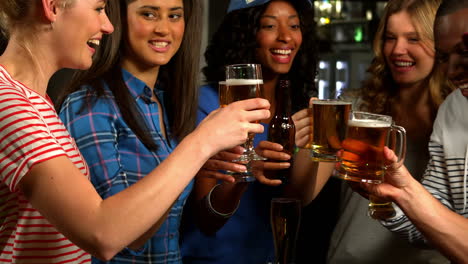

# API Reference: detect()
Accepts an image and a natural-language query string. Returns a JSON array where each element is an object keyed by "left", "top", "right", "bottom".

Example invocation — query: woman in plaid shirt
[{"left": 56, "top": 0, "right": 271, "bottom": 263}]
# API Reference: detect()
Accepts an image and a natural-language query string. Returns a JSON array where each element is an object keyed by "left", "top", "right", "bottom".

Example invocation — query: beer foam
[
  {"left": 348, "top": 119, "right": 390, "bottom": 128},
  {"left": 225, "top": 79, "right": 263, "bottom": 85},
  {"left": 312, "top": 100, "right": 352, "bottom": 105}
]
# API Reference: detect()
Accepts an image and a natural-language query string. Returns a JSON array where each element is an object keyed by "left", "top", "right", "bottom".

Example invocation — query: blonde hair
[
  {"left": 0, "top": 0, "right": 74, "bottom": 37},
  {"left": 359, "top": 0, "right": 453, "bottom": 114}
]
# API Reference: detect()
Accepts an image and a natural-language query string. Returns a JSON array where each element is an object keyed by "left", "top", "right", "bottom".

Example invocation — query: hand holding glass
[
  {"left": 334, "top": 111, "right": 406, "bottom": 219},
  {"left": 219, "top": 64, "right": 265, "bottom": 182}
]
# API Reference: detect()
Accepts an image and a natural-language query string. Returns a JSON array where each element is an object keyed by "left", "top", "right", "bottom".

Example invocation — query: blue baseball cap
[{"left": 227, "top": 0, "right": 312, "bottom": 13}]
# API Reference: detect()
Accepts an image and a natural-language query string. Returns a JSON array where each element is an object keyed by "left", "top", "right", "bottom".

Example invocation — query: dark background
[{"left": 0, "top": 1, "right": 387, "bottom": 263}]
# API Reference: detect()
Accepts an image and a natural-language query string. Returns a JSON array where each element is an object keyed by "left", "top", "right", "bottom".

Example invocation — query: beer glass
[
  {"left": 218, "top": 81, "right": 228, "bottom": 107},
  {"left": 334, "top": 111, "right": 406, "bottom": 219},
  {"left": 309, "top": 99, "right": 351, "bottom": 162},
  {"left": 303, "top": 107, "right": 314, "bottom": 149},
  {"left": 335, "top": 111, "right": 406, "bottom": 183},
  {"left": 222, "top": 64, "right": 265, "bottom": 182},
  {"left": 270, "top": 198, "right": 301, "bottom": 264}
]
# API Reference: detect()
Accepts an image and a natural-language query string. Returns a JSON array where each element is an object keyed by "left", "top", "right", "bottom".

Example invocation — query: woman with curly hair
[
  {"left": 327, "top": 0, "right": 453, "bottom": 262},
  {"left": 180, "top": 0, "right": 322, "bottom": 263}
]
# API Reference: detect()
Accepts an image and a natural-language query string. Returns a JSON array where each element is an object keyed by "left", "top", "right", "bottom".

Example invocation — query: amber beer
[
  {"left": 335, "top": 119, "right": 390, "bottom": 183},
  {"left": 224, "top": 79, "right": 263, "bottom": 104},
  {"left": 310, "top": 100, "right": 351, "bottom": 162},
  {"left": 270, "top": 198, "right": 301, "bottom": 264},
  {"left": 346, "top": 181, "right": 397, "bottom": 219},
  {"left": 218, "top": 81, "right": 228, "bottom": 107},
  {"left": 303, "top": 108, "right": 314, "bottom": 149},
  {"left": 336, "top": 111, "right": 406, "bottom": 183},
  {"left": 224, "top": 79, "right": 264, "bottom": 146},
  {"left": 336, "top": 111, "right": 406, "bottom": 220},
  {"left": 223, "top": 78, "right": 265, "bottom": 171}
]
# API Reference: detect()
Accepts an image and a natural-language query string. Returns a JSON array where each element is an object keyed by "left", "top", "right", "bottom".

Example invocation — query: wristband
[{"left": 205, "top": 184, "right": 240, "bottom": 218}]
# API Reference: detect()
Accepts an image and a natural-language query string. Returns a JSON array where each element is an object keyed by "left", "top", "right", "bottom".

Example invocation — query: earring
[{"left": 50, "top": 21, "right": 54, "bottom": 30}]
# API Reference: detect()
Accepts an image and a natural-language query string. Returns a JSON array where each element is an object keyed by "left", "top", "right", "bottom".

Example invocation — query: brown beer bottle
[{"left": 268, "top": 79, "right": 296, "bottom": 183}]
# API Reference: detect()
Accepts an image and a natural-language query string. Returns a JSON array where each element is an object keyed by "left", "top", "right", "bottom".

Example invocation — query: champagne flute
[
  {"left": 220, "top": 64, "right": 265, "bottom": 182},
  {"left": 270, "top": 198, "right": 301, "bottom": 264}
]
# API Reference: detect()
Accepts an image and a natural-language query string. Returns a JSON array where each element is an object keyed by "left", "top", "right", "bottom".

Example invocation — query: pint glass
[
  {"left": 218, "top": 81, "right": 228, "bottom": 107},
  {"left": 309, "top": 99, "right": 351, "bottom": 162}
]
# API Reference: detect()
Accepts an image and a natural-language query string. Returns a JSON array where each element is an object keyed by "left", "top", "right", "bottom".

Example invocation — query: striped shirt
[
  {"left": 382, "top": 89, "right": 468, "bottom": 245},
  {"left": 0, "top": 66, "right": 90, "bottom": 263},
  {"left": 59, "top": 69, "right": 193, "bottom": 263}
]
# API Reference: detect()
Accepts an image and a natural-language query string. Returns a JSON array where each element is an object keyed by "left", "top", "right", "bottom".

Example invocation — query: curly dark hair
[{"left": 202, "top": 0, "right": 318, "bottom": 111}]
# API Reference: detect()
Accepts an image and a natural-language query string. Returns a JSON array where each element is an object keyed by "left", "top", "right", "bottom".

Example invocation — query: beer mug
[
  {"left": 309, "top": 99, "right": 352, "bottom": 162},
  {"left": 335, "top": 111, "right": 406, "bottom": 183}
]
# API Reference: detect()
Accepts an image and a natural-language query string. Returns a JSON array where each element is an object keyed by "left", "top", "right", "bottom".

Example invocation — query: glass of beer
[
  {"left": 218, "top": 81, "right": 228, "bottom": 107},
  {"left": 222, "top": 64, "right": 265, "bottom": 182},
  {"left": 270, "top": 198, "right": 301, "bottom": 264},
  {"left": 335, "top": 111, "right": 406, "bottom": 219},
  {"left": 309, "top": 99, "right": 352, "bottom": 162},
  {"left": 303, "top": 107, "right": 314, "bottom": 149},
  {"left": 334, "top": 111, "right": 406, "bottom": 183}
]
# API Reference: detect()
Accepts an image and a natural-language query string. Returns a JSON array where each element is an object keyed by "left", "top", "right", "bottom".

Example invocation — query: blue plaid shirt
[{"left": 59, "top": 69, "right": 193, "bottom": 263}]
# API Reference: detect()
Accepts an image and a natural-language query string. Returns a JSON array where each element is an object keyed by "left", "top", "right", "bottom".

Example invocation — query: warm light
[
  {"left": 366, "top": 10, "right": 373, "bottom": 20},
  {"left": 336, "top": 1, "right": 342, "bottom": 14},
  {"left": 319, "top": 17, "right": 331, "bottom": 25},
  {"left": 318, "top": 1, "right": 332, "bottom": 11}
]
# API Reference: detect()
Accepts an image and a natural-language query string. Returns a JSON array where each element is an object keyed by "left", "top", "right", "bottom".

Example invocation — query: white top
[{"left": 382, "top": 88, "right": 468, "bottom": 244}]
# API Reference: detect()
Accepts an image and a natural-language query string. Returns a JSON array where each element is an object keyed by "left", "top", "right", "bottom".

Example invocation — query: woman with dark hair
[
  {"left": 201, "top": 0, "right": 317, "bottom": 114},
  {"left": 56, "top": 0, "right": 270, "bottom": 263},
  {"left": 180, "top": 0, "right": 325, "bottom": 263}
]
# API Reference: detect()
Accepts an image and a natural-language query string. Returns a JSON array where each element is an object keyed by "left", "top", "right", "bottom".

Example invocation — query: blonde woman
[{"left": 328, "top": 0, "right": 453, "bottom": 263}]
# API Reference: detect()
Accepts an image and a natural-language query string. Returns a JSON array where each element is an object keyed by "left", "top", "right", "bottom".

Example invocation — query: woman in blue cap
[{"left": 180, "top": 0, "right": 322, "bottom": 263}]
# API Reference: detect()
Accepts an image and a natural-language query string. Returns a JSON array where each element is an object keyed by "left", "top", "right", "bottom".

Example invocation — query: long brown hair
[
  {"left": 56, "top": 0, "right": 202, "bottom": 151},
  {"left": 359, "top": 0, "right": 453, "bottom": 115}
]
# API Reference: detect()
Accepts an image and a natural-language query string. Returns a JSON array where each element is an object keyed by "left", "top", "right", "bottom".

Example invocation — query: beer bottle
[{"left": 268, "top": 79, "right": 296, "bottom": 183}]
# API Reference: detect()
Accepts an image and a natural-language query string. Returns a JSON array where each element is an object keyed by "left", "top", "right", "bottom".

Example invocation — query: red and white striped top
[{"left": 0, "top": 66, "right": 90, "bottom": 263}]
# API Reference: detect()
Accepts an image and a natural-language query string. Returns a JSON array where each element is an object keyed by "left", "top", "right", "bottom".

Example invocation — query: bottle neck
[{"left": 275, "top": 80, "right": 292, "bottom": 116}]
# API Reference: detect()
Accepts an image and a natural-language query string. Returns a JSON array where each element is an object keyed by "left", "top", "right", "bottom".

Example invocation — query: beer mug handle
[{"left": 389, "top": 125, "right": 406, "bottom": 168}]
